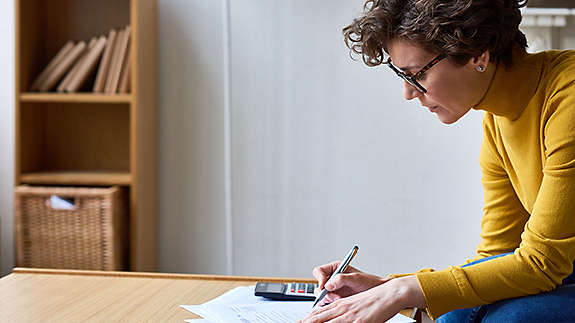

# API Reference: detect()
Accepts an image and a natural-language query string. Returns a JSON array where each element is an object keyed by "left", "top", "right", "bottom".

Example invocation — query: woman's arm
[{"left": 417, "top": 92, "right": 575, "bottom": 319}]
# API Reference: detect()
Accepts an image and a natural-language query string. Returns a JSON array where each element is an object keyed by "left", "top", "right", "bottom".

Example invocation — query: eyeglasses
[{"left": 386, "top": 54, "right": 446, "bottom": 93}]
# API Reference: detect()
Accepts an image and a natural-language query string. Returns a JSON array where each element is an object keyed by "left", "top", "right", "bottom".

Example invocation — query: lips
[{"left": 428, "top": 106, "right": 439, "bottom": 112}]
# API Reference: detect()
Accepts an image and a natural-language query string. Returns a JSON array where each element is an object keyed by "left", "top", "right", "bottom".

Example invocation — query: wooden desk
[{"left": 0, "top": 268, "right": 421, "bottom": 322}]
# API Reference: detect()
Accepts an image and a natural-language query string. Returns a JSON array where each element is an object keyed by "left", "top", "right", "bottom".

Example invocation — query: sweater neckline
[{"left": 473, "top": 49, "right": 543, "bottom": 120}]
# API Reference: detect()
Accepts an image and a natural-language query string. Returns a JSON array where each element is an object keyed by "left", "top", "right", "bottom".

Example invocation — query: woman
[{"left": 301, "top": 0, "right": 575, "bottom": 322}]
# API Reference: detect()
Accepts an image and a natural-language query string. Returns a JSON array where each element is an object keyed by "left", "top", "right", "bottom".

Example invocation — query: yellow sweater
[{"left": 415, "top": 49, "right": 575, "bottom": 319}]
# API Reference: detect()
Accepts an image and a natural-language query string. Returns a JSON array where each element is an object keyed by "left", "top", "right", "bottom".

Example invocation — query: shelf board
[
  {"left": 20, "top": 93, "right": 132, "bottom": 104},
  {"left": 20, "top": 171, "right": 131, "bottom": 186}
]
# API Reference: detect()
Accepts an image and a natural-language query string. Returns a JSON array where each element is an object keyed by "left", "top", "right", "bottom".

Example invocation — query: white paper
[
  {"left": 207, "top": 301, "right": 311, "bottom": 323},
  {"left": 181, "top": 285, "right": 415, "bottom": 323},
  {"left": 48, "top": 195, "right": 76, "bottom": 210}
]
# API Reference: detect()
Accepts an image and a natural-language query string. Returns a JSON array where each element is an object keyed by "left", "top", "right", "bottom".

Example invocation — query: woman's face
[{"left": 386, "top": 38, "right": 493, "bottom": 124}]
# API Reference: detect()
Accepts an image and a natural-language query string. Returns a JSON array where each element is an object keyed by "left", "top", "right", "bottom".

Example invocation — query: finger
[
  {"left": 343, "top": 265, "right": 360, "bottom": 274},
  {"left": 315, "top": 285, "right": 345, "bottom": 298},
  {"left": 313, "top": 261, "right": 340, "bottom": 289},
  {"left": 311, "top": 298, "right": 338, "bottom": 315},
  {"left": 325, "top": 315, "right": 348, "bottom": 323},
  {"left": 325, "top": 272, "right": 359, "bottom": 291},
  {"left": 318, "top": 292, "right": 341, "bottom": 307},
  {"left": 309, "top": 300, "right": 347, "bottom": 323}
]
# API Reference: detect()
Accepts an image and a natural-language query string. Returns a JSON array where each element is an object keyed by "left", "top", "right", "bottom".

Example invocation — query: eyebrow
[{"left": 396, "top": 64, "right": 423, "bottom": 72}]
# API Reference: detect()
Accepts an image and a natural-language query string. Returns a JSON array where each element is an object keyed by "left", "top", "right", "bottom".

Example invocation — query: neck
[
  {"left": 472, "top": 49, "right": 543, "bottom": 120},
  {"left": 474, "top": 63, "right": 498, "bottom": 108}
]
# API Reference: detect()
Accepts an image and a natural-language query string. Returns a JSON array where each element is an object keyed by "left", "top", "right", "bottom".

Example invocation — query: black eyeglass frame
[{"left": 386, "top": 54, "right": 447, "bottom": 93}]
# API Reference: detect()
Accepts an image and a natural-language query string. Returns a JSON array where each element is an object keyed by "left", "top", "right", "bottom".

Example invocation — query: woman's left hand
[{"left": 299, "top": 276, "right": 425, "bottom": 323}]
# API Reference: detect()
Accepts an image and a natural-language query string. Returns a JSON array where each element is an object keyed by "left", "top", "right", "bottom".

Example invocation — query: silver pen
[{"left": 312, "top": 245, "right": 359, "bottom": 308}]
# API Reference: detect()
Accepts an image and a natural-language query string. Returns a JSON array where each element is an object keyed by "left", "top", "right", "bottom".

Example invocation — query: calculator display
[{"left": 265, "top": 283, "right": 285, "bottom": 293}]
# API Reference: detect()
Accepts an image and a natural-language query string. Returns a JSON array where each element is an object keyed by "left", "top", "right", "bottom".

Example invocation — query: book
[
  {"left": 104, "top": 28, "right": 125, "bottom": 93},
  {"left": 115, "top": 26, "right": 132, "bottom": 93},
  {"left": 30, "top": 41, "right": 74, "bottom": 91},
  {"left": 93, "top": 29, "right": 118, "bottom": 93},
  {"left": 57, "top": 37, "right": 97, "bottom": 92},
  {"left": 118, "top": 45, "right": 131, "bottom": 93},
  {"left": 38, "top": 41, "right": 87, "bottom": 92},
  {"left": 66, "top": 35, "right": 107, "bottom": 92},
  {"left": 106, "top": 25, "right": 130, "bottom": 93}
]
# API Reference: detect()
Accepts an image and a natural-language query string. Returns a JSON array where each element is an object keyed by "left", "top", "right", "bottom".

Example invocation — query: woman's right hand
[{"left": 312, "top": 261, "right": 393, "bottom": 306}]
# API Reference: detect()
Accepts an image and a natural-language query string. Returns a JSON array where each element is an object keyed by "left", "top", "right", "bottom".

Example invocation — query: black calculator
[{"left": 254, "top": 282, "right": 317, "bottom": 301}]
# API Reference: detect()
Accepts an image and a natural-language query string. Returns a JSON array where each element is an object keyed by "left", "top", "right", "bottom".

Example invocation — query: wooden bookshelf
[
  {"left": 14, "top": 0, "right": 157, "bottom": 271},
  {"left": 20, "top": 171, "right": 132, "bottom": 186},
  {"left": 20, "top": 93, "right": 132, "bottom": 104}
]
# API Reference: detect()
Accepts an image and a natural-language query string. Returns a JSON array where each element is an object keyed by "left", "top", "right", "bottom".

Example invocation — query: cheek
[
  {"left": 425, "top": 76, "right": 464, "bottom": 111},
  {"left": 425, "top": 85, "right": 452, "bottom": 108}
]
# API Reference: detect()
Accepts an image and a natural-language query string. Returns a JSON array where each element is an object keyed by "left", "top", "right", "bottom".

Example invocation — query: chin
[
  {"left": 435, "top": 106, "right": 472, "bottom": 124},
  {"left": 436, "top": 112, "right": 461, "bottom": 124}
]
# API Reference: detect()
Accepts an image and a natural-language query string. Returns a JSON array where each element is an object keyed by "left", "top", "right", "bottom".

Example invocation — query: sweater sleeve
[{"left": 417, "top": 96, "right": 575, "bottom": 319}]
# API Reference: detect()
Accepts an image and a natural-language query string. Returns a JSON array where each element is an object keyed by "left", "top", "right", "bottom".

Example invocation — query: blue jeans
[{"left": 436, "top": 253, "right": 575, "bottom": 323}]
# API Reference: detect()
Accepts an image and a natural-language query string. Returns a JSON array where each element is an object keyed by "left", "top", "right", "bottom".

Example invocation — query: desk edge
[{"left": 12, "top": 267, "right": 316, "bottom": 283}]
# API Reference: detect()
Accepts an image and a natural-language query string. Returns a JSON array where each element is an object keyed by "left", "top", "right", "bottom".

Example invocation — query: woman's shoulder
[
  {"left": 540, "top": 49, "right": 575, "bottom": 66},
  {"left": 537, "top": 50, "right": 575, "bottom": 92}
]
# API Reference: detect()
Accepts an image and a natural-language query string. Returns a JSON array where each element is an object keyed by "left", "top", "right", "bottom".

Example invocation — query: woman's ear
[{"left": 470, "top": 51, "right": 491, "bottom": 73}]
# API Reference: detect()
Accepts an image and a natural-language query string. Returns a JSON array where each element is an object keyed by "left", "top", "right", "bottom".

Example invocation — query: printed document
[{"left": 181, "top": 285, "right": 415, "bottom": 323}]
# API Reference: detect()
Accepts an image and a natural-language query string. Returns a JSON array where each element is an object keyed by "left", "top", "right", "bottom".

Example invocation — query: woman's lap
[
  {"left": 482, "top": 285, "right": 575, "bottom": 323},
  {"left": 437, "top": 285, "right": 575, "bottom": 323},
  {"left": 437, "top": 253, "right": 575, "bottom": 323}
]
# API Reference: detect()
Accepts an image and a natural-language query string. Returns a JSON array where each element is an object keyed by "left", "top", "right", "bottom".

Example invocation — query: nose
[{"left": 403, "top": 81, "right": 423, "bottom": 101}]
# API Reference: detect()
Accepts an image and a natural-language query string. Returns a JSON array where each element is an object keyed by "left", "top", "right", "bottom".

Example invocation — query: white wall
[
  {"left": 0, "top": 0, "right": 14, "bottom": 276},
  {"left": 157, "top": 0, "right": 229, "bottom": 274}
]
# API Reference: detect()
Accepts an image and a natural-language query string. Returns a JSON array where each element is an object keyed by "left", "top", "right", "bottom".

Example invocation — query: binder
[
  {"left": 66, "top": 35, "right": 107, "bottom": 92},
  {"left": 58, "top": 37, "right": 97, "bottom": 92},
  {"left": 30, "top": 41, "right": 74, "bottom": 91},
  {"left": 106, "top": 26, "right": 130, "bottom": 93},
  {"left": 31, "top": 25, "right": 133, "bottom": 93},
  {"left": 118, "top": 46, "right": 131, "bottom": 94},
  {"left": 38, "top": 41, "right": 87, "bottom": 92},
  {"left": 93, "top": 29, "right": 118, "bottom": 93}
]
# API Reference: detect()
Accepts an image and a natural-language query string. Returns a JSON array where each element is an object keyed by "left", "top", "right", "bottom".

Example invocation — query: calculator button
[
  {"left": 297, "top": 283, "right": 305, "bottom": 293},
  {"left": 290, "top": 283, "right": 295, "bottom": 292},
  {"left": 307, "top": 284, "right": 314, "bottom": 293}
]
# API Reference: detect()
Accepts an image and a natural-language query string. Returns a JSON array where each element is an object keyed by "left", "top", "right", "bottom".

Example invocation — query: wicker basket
[{"left": 14, "top": 185, "right": 128, "bottom": 270}]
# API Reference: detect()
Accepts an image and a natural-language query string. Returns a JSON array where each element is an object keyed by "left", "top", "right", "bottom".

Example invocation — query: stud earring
[{"left": 477, "top": 65, "right": 485, "bottom": 72}]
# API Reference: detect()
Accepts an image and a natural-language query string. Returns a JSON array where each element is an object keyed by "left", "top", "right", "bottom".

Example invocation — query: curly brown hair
[{"left": 343, "top": 0, "right": 528, "bottom": 67}]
